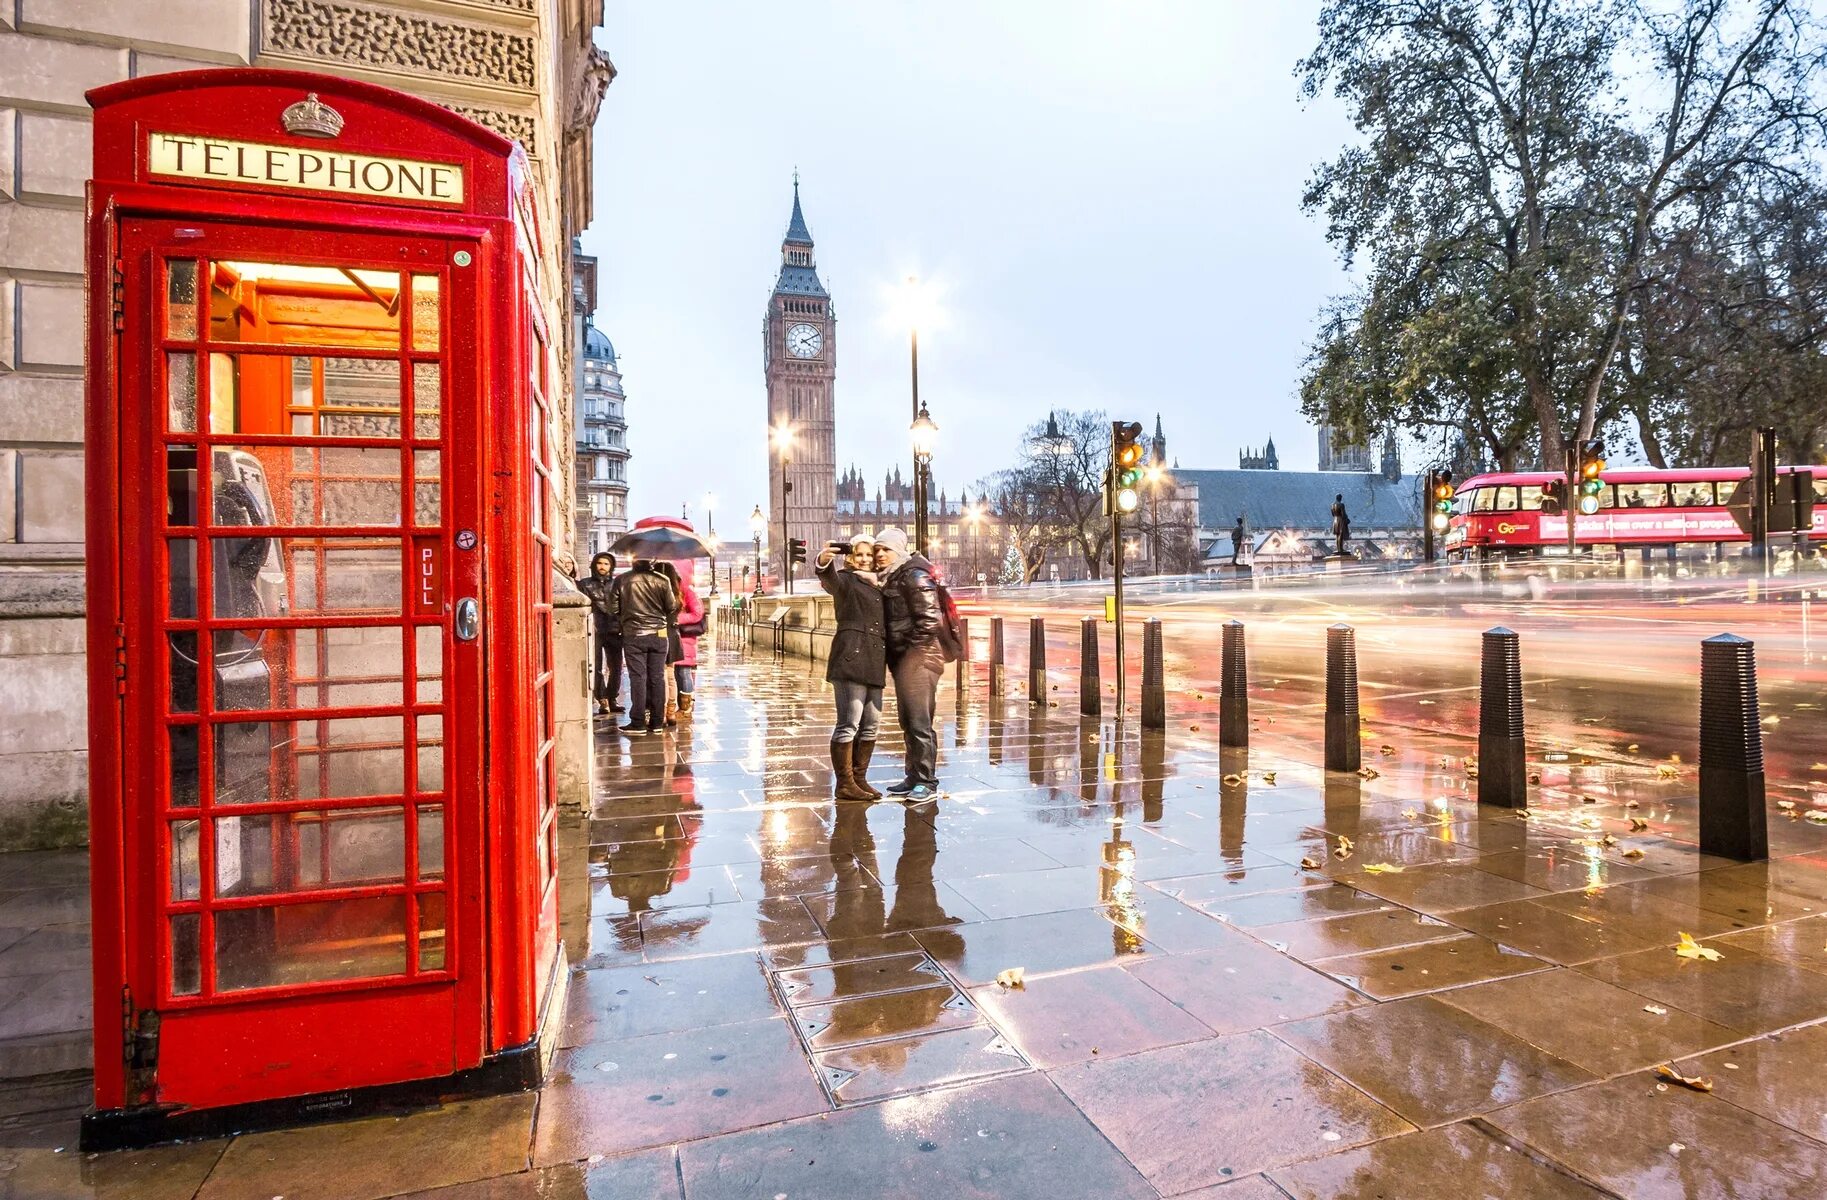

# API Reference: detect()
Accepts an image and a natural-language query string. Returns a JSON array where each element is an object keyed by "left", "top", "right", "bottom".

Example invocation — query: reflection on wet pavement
[{"left": 9, "top": 643, "right": 1827, "bottom": 1197}]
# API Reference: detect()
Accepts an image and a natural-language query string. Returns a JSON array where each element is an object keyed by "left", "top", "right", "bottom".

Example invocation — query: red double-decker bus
[{"left": 1445, "top": 466, "right": 1827, "bottom": 560}]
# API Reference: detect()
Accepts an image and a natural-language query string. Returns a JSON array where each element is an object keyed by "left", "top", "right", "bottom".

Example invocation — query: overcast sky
[{"left": 582, "top": 1, "right": 1358, "bottom": 529}]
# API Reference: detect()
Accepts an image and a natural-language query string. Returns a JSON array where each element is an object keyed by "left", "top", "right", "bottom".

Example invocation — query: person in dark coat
[
  {"left": 817, "top": 533, "right": 887, "bottom": 800},
  {"left": 874, "top": 526, "right": 945, "bottom": 800},
  {"left": 611, "top": 559, "right": 679, "bottom": 735},
  {"left": 575, "top": 552, "right": 622, "bottom": 716}
]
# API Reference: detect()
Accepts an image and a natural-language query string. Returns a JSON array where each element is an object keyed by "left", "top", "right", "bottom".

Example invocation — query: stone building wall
[{"left": 0, "top": 0, "right": 606, "bottom": 846}]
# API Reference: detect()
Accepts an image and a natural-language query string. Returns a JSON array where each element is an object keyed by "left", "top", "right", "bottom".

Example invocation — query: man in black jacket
[
  {"left": 873, "top": 527, "right": 944, "bottom": 799},
  {"left": 817, "top": 534, "right": 887, "bottom": 800},
  {"left": 575, "top": 552, "right": 623, "bottom": 717},
  {"left": 611, "top": 558, "right": 679, "bottom": 734}
]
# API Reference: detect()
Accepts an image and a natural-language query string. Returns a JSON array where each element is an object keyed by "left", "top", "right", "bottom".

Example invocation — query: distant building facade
[
  {"left": 1318, "top": 422, "right": 1374, "bottom": 472},
  {"left": 573, "top": 318, "right": 631, "bottom": 560}
]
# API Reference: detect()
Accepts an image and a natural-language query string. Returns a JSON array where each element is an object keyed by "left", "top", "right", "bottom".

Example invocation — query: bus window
[
  {"left": 1814, "top": 477, "right": 1826, "bottom": 504},
  {"left": 1519, "top": 485, "right": 1544, "bottom": 510},
  {"left": 1615, "top": 483, "right": 1668, "bottom": 508},
  {"left": 1670, "top": 481, "right": 1714, "bottom": 507},
  {"left": 1472, "top": 488, "right": 1495, "bottom": 512},
  {"left": 1494, "top": 486, "right": 1518, "bottom": 511}
]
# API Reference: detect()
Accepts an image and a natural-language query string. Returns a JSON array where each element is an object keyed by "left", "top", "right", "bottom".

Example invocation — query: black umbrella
[{"left": 609, "top": 524, "right": 712, "bottom": 561}]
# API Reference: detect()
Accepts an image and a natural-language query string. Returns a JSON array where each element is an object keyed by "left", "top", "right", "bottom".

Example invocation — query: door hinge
[
  {"left": 122, "top": 986, "right": 160, "bottom": 1100},
  {"left": 111, "top": 257, "right": 126, "bottom": 332},
  {"left": 114, "top": 622, "right": 128, "bottom": 696}
]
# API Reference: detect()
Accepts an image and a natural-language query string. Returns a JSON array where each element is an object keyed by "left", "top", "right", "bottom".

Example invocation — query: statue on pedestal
[{"left": 1330, "top": 494, "right": 1352, "bottom": 557}]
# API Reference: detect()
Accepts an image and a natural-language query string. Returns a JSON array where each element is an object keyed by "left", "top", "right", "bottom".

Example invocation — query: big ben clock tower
[{"left": 763, "top": 179, "right": 837, "bottom": 581}]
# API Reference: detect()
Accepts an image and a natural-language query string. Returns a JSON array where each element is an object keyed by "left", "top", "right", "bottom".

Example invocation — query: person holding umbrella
[
  {"left": 816, "top": 533, "right": 886, "bottom": 800},
  {"left": 575, "top": 552, "right": 623, "bottom": 717},
  {"left": 610, "top": 557, "right": 678, "bottom": 735}
]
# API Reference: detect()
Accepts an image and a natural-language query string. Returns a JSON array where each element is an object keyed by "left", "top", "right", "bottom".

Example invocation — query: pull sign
[{"left": 414, "top": 538, "right": 443, "bottom": 615}]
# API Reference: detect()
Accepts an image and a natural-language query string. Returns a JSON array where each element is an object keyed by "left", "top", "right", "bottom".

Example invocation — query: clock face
[{"left": 786, "top": 322, "right": 823, "bottom": 359}]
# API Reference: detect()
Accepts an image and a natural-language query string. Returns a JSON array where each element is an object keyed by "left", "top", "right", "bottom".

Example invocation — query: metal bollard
[
  {"left": 955, "top": 615, "right": 970, "bottom": 694},
  {"left": 1028, "top": 616, "right": 1047, "bottom": 704},
  {"left": 1699, "top": 633, "right": 1767, "bottom": 861},
  {"left": 988, "top": 616, "right": 1005, "bottom": 695},
  {"left": 1219, "top": 619, "right": 1248, "bottom": 747},
  {"left": 1141, "top": 618, "right": 1165, "bottom": 729},
  {"left": 1080, "top": 617, "right": 1101, "bottom": 717},
  {"left": 1324, "top": 623, "right": 1360, "bottom": 772},
  {"left": 1477, "top": 627, "right": 1527, "bottom": 808}
]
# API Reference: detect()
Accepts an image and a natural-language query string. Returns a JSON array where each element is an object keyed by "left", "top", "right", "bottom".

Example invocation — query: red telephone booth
[{"left": 82, "top": 70, "right": 568, "bottom": 1147}]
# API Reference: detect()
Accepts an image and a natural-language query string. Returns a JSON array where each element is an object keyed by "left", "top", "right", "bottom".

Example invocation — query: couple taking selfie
[{"left": 816, "top": 526, "right": 962, "bottom": 803}]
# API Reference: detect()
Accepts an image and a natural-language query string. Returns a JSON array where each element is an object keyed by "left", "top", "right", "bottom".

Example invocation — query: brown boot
[
  {"left": 851, "top": 740, "right": 884, "bottom": 799},
  {"left": 831, "top": 741, "right": 873, "bottom": 801},
  {"left": 678, "top": 693, "right": 695, "bottom": 716}
]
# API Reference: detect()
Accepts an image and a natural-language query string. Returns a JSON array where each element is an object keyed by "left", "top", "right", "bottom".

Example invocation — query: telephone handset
[{"left": 167, "top": 450, "right": 285, "bottom": 810}]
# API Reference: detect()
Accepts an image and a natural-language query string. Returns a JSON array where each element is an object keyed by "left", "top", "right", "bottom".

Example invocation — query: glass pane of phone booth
[{"left": 157, "top": 255, "right": 447, "bottom": 999}]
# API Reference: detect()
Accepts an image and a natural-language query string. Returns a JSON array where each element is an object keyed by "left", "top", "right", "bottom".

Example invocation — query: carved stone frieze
[
  {"left": 262, "top": 0, "right": 537, "bottom": 91},
  {"left": 448, "top": 103, "right": 537, "bottom": 148},
  {"left": 564, "top": 47, "right": 615, "bottom": 140}
]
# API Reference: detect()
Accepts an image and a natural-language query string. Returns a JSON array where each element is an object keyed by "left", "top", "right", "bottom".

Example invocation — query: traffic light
[
  {"left": 1429, "top": 470, "right": 1454, "bottom": 533},
  {"left": 1540, "top": 478, "right": 1565, "bottom": 516},
  {"left": 1576, "top": 438, "right": 1606, "bottom": 515},
  {"left": 1109, "top": 421, "right": 1144, "bottom": 516},
  {"left": 788, "top": 537, "right": 807, "bottom": 565}
]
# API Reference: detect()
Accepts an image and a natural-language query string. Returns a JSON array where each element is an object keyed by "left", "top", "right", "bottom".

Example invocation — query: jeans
[
  {"left": 831, "top": 679, "right": 883, "bottom": 743},
  {"left": 674, "top": 665, "right": 696, "bottom": 695},
  {"left": 890, "top": 641, "right": 945, "bottom": 785},
  {"left": 623, "top": 633, "right": 668, "bottom": 729},
  {"left": 592, "top": 623, "right": 622, "bottom": 706}
]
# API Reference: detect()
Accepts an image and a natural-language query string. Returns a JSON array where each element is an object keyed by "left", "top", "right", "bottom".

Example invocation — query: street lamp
[
  {"left": 1144, "top": 463, "right": 1165, "bottom": 575},
  {"left": 771, "top": 422, "right": 795, "bottom": 593},
  {"left": 703, "top": 492, "right": 718, "bottom": 596},
  {"left": 911, "top": 402, "right": 938, "bottom": 557},
  {"left": 749, "top": 503, "right": 765, "bottom": 595}
]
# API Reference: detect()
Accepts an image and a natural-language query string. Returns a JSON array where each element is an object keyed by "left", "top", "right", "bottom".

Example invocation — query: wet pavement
[{"left": 8, "top": 634, "right": 1827, "bottom": 1197}]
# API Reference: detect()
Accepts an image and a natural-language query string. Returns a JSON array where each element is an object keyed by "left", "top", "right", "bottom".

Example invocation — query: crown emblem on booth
[{"left": 281, "top": 93, "right": 344, "bottom": 139}]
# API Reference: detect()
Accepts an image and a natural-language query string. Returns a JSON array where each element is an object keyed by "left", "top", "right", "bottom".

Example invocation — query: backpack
[{"left": 932, "top": 578, "right": 963, "bottom": 663}]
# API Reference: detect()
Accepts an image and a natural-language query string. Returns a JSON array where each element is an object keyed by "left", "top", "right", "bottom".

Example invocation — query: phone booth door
[{"left": 113, "top": 216, "right": 485, "bottom": 1110}]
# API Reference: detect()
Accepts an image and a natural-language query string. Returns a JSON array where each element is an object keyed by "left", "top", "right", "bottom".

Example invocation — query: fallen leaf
[
  {"left": 1465, "top": 766, "right": 1479, "bottom": 779},
  {"left": 1581, "top": 795, "right": 1599, "bottom": 804},
  {"left": 1657, "top": 764, "right": 1680, "bottom": 779},
  {"left": 1357, "top": 766, "right": 1380, "bottom": 780},
  {"left": 1600, "top": 834, "right": 1619, "bottom": 848},
  {"left": 1189, "top": 724, "right": 1201, "bottom": 732},
  {"left": 1778, "top": 800, "right": 1797, "bottom": 810},
  {"left": 1260, "top": 771, "right": 1277, "bottom": 785},
  {"left": 1654, "top": 1064, "right": 1714, "bottom": 1093},
  {"left": 1626, "top": 800, "right": 1641, "bottom": 809},
  {"left": 1194, "top": 692, "right": 1204, "bottom": 699},
  {"left": 1528, "top": 773, "right": 1542, "bottom": 784},
  {"left": 995, "top": 967, "right": 1026, "bottom": 989},
  {"left": 1644, "top": 1004, "right": 1668, "bottom": 1015},
  {"left": 1630, "top": 818, "right": 1650, "bottom": 831},
  {"left": 1622, "top": 848, "right": 1646, "bottom": 860},
  {"left": 1332, "top": 835, "right": 1354, "bottom": 861},
  {"left": 1807, "top": 810, "right": 1827, "bottom": 825},
  {"left": 1221, "top": 773, "right": 1245, "bottom": 786},
  {"left": 1670, "top": 1142, "right": 1686, "bottom": 1155},
  {"left": 1380, "top": 744, "right": 1396, "bottom": 756},
  {"left": 1515, "top": 809, "right": 1532, "bottom": 820},
  {"left": 1402, "top": 809, "right": 1423, "bottom": 820},
  {"left": 1048, "top": 701, "right": 1059, "bottom": 708},
  {"left": 1674, "top": 932, "right": 1723, "bottom": 962},
  {"left": 1299, "top": 856, "right": 1321, "bottom": 870},
  {"left": 1463, "top": 756, "right": 1478, "bottom": 768},
  {"left": 1363, "top": 863, "right": 1404, "bottom": 874},
  {"left": 1627, "top": 743, "right": 1640, "bottom": 753}
]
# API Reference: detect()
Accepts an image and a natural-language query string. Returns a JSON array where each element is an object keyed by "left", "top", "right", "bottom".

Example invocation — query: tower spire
[{"left": 785, "top": 174, "right": 812, "bottom": 245}]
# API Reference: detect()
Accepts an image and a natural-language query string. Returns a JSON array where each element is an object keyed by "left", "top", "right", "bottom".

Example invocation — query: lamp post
[
  {"left": 1144, "top": 464, "right": 1164, "bottom": 575},
  {"left": 703, "top": 492, "right": 719, "bottom": 597},
  {"left": 749, "top": 504, "right": 765, "bottom": 595},
  {"left": 771, "top": 423, "right": 794, "bottom": 594},
  {"left": 911, "top": 402, "right": 938, "bottom": 557}
]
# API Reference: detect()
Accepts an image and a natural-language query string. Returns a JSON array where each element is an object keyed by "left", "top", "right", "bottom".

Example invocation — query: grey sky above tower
[{"left": 582, "top": 1, "right": 1355, "bottom": 524}]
